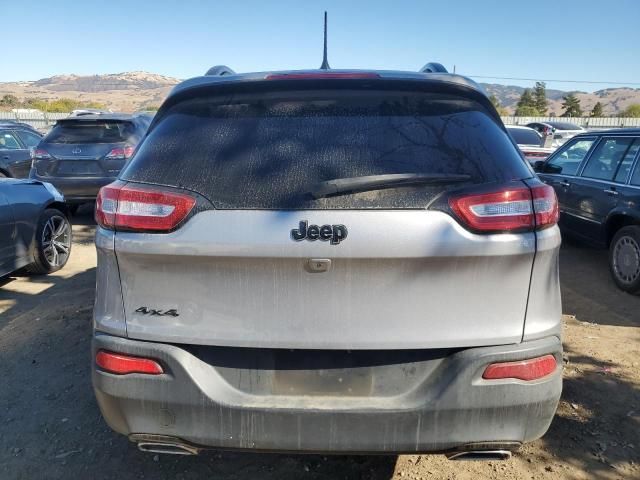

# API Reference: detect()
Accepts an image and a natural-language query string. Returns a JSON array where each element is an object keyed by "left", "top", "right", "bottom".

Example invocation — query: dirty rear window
[
  {"left": 45, "top": 121, "right": 137, "bottom": 144},
  {"left": 122, "top": 90, "right": 530, "bottom": 209}
]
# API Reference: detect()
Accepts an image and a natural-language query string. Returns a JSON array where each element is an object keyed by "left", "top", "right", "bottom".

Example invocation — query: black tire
[
  {"left": 609, "top": 225, "right": 640, "bottom": 295},
  {"left": 25, "top": 209, "right": 72, "bottom": 275},
  {"left": 0, "top": 171, "right": 8, "bottom": 178}
]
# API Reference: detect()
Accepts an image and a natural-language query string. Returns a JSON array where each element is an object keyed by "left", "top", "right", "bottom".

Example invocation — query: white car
[{"left": 506, "top": 126, "right": 556, "bottom": 164}]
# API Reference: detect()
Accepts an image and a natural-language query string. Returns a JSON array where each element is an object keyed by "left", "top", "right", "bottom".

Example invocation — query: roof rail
[
  {"left": 420, "top": 62, "right": 448, "bottom": 73},
  {"left": 205, "top": 65, "right": 236, "bottom": 76}
]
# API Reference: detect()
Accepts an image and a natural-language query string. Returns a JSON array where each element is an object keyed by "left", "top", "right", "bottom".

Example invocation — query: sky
[{"left": 4, "top": 0, "right": 640, "bottom": 91}]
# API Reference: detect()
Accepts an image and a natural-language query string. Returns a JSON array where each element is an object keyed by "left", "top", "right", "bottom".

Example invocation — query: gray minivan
[{"left": 92, "top": 66, "right": 562, "bottom": 460}]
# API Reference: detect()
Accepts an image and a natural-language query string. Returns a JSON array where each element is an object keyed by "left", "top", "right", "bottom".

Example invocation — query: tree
[
  {"left": 622, "top": 104, "right": 640, "bottom": 118},
  {"left": 533, "top": 82, "right": 548, "bottom": 115},
  {"left": 489, "top": 94, "right": 509, "bottom": 116},
  {"left": 515, "top": 89, "right": 540, "bottom": 116},
  {"left": 0, "top": 94, "right": 20, "bottom": 108},
  {"left": 561, "top": 94, "right": 583, "bottom": 117},
  {"left": 590, "top": 102, "right": 604, "bottom": 117}
]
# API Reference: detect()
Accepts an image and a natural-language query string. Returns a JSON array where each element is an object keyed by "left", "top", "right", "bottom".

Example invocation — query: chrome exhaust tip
[
  {"left": 130, "top": 434, "right": 200, "bottom": 456},
  {"left": 446, "top": 450, "right": 512, "bottom": 461}
]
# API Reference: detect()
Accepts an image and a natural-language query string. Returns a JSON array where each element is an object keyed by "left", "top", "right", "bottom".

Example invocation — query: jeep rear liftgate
[{"left": 114, "top": 209, "right": 536, "bottom": 349}]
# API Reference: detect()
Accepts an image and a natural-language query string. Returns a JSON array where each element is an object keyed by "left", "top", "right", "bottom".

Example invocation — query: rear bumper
[
  {"left": 30, "top": 173, "right": 115, "bottom": 202},
  {"left": 92, "top": 334, "right": 562, "bottom": 454}
]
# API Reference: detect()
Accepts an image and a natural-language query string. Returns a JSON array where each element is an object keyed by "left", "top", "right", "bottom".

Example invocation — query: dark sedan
[
  {"left": 0, "top": 121, "right": 43, "bottom": 178},
  {"left": 30, "top": 112, "right": 152, "bottom": 210},
  {"left": 0, "top": 178, "right": 71, "bottom": 277},
  {"left": 535, "top": 128, "right": 640, "bottom": 294}
]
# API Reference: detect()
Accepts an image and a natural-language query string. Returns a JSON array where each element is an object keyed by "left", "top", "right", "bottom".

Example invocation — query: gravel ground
[{"left": 1, "top": 207, "right": 638, "bottom": 480}]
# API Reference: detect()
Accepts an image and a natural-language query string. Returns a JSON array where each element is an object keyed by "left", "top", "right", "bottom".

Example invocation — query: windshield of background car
[
  {"left": 44, "top": 120, "right": 137, "bottom": 144},
  {"left": 122, "top": 88, "right": 531, "bottom": 209}
]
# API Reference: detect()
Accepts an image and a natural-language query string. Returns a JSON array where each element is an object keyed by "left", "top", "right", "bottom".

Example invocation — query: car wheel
[
  {"left": 0, "top": 171, "right": 7, "bottom": 178},
  {"left": 609, "top": 225, "right": 640, "bottom": 295},
  {"left": 25, "top": 209, "right": 72, "bottom": 274}
]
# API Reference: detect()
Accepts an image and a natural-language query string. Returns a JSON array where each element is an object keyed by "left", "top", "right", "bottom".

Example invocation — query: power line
[{"left": 467, "top": 75, "right": 640, "bottom": 87}]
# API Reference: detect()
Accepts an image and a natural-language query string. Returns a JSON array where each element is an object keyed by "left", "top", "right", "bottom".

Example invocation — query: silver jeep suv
[{"left": 92, "top": 66, "right": 562, "bottom": 459}]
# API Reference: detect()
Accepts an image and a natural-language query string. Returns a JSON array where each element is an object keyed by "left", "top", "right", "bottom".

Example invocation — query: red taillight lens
[
  {"left": 531, "top": 184, "right": 559, "bottom": 230},
  {"left": 95, "top": 183, "right": 196, "bottom": 232},
  {"left": 449, "top": 184, "right": 558, "bottom": 233},
  {"left": 105, "top": 145, "right": 135, "bottom": 159},
  {"left": 96, "top": 350, "right": 163, "bottom": 375},
  {"left": 265, "top": 72, "right": 380, "bottom": 80},
  {"left": 482, "top": 355, "right": 557, "bottom": 381}
]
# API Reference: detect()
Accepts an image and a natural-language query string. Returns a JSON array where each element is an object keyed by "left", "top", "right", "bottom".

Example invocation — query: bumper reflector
[
  {"left": 482, "top": 354, "right": 557, "bottom": 381},
  {"left": 96, "top": 350, "right": 164, "bottom": 375}
]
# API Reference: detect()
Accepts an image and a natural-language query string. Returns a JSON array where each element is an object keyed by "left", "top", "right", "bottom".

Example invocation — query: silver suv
[{"left": 92, "top": 66, "right": 562, "bottom": 460}]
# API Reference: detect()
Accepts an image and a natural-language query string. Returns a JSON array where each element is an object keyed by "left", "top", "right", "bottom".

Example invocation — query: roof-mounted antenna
[{"left": 320, "top": 11, "right": 330, "bottom": 70}]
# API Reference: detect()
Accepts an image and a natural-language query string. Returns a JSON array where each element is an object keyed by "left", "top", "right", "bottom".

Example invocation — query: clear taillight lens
[
  {"left": 95, "top": 183, "right": 196, "bottom": 232},
  {"left": 448, "top": 184, "right": 558, "bottom": 233}
]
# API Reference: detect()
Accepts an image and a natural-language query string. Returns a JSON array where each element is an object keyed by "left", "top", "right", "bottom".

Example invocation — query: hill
[{"left": 1, "top": 71, "right": 639, "bottom": 115}]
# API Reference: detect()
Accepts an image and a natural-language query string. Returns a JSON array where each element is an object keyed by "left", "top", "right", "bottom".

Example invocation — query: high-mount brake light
[
  {"left": 448, "top": 184, "right": 558, "bottom": 233},
  {"left": 95, "top": 183, "right": 196, "bottom": 232},
  {"left": 96, "top": 350, "right": 164, "bottom": 375},
  {"left": 483, "top": 355, "right": 557, "bottom": 381},
  {"left": 265, "top": 72, "right": 380, "bottom": 80}
]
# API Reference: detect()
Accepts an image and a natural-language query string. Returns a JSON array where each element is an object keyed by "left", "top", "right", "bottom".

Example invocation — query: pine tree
[
  {"left": 533, "top": 82, "right": 548, "bottom": 116},
  {"left": 515, "top": 89, "right": 540, "bottom": 116},
  {"left": 590, "top": 102, "right": 603, "bottom": 117},
  {"left": 561, "top": 94, "right": 583, "bottom": 117}
]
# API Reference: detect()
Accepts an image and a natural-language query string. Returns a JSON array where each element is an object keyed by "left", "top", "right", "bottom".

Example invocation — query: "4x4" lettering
[{"left": 135, "top": 307, "right": 180, "bottom": 317}]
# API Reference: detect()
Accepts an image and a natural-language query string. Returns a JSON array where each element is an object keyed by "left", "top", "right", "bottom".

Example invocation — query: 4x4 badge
[
  {"left": 135, "top": 307, "right": 179, "bottom": 317},
  {"left": 291, "top": 221, "right": 347, "bottom": 245}
]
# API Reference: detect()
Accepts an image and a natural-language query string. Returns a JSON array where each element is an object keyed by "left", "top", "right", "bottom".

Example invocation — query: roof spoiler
[
  {"left": 420, "top": 62, "right": 448, "bottom": 73},
  {"left": 205, "top": 65, "right": 236, "bottom": 76}
]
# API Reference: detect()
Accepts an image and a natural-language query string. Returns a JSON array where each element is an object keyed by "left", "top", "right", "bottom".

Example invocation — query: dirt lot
[{"left": 1, "top": 207, "right": 638, "bottom": 480}]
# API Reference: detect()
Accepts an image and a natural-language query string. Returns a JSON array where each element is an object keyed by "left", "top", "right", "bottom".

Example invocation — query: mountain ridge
[{"left": 1, "top": 71, "right": 639, "bottom": 115}]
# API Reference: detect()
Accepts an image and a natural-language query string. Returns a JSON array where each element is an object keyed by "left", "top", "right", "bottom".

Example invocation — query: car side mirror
[{"left": 532, "top": 160, "right": 545, "bottom": 172}]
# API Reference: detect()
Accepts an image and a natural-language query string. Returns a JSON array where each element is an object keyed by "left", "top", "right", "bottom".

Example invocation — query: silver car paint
[{"left": 92, "top": 210, "right": 561, "bottom": 350}]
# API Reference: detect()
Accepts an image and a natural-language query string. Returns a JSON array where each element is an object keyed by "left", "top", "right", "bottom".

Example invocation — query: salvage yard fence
[
  {"left": 500, "top": 116, "right": 640, "bottom": 129},
  {"left": 2, "top": 110, "right": 640, "bottom": 131}
]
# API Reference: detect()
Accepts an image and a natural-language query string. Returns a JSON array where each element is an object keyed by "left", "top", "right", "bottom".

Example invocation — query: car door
[
  {"left": 14, "top": 128, "right": 42, "bottom": 176},
  {"left": 0, "top": 180, "right": 17, "bottom": 275},
  {"left": 538, "top": 137, "right": 598, "bottom": 236},
  {"left": 566, "top": 137, "right": 640, "bottom": 245},
  {"left": 0, "top": 129, "right": 31, "bottom": 178}
]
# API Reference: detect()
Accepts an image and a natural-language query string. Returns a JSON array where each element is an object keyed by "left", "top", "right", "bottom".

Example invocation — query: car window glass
[
  {"left": 544, "top": 139, "right": 595, "bottom": 175},
  {"left": 0, "top": 131, "right": 22, "bottom": 150},
  {"left": 630, "top": 158, "right": 640, "bottom": 186},
  {"left": 15, "top": 130, "right": 42, "bottom": 148},
  {"left": 582, "top": 138, "right": 635, "bottom": 181},
  {"left": 508, "top": 128, "right": 542, "bottom": 145},
  {"left": 613, "top": 138, "right": 640, "bottom": 183}
]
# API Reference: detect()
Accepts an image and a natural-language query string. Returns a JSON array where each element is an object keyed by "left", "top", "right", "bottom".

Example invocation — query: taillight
[
  {"left": 95, "top": 183, "right": 196, "bottom": 232},
  {"left": 448, "top": 184, "right": 558, "bottom": 233},
  {"left": 265, "top": 72, "right": 380, "bottom": 80},
  {"left": 482, "top": 355, "right": 557, "bottom": 381},
  {"left": 33, "top": 148, "right": 51, "bottom": 160},
  {"left": 96, "top": 350, "right": 163, "bottom": 375},
  {"left": 105, "top": 145, "right": 135, "bottom": 159},
  {"left": 531, "top": 184, "right": 559, "bottom": 229}
]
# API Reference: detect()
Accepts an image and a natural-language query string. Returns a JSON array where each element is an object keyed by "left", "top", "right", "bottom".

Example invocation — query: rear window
[
  {"left": 507, "top": 128, "right": 542, "bottom": 146},
  {"left": 547, "top": 122, "right": 581, "bottom": 130},
  {"left": 123, "top": 89, "right": 530, "bottom": 209},
  {"left": 44, "top": 120, "right": 136, "bottom": 144}
]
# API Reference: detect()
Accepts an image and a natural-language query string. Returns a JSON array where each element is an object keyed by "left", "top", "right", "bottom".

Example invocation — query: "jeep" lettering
[{"left": 291, "top": 221, "right": 348, "bottom": 245}]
